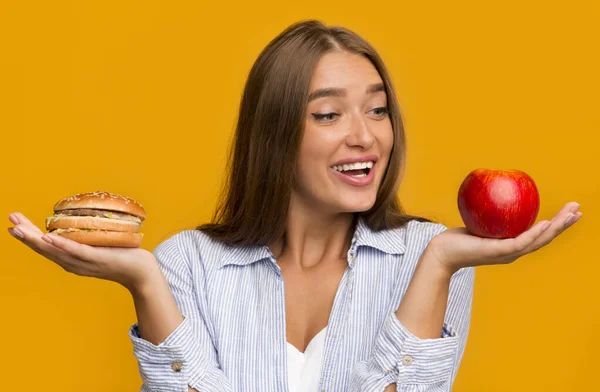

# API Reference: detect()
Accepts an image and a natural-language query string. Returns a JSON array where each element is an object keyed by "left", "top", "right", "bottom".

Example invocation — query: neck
[{"left": 268, "top": 197, "right": 356, "bottom": 269}]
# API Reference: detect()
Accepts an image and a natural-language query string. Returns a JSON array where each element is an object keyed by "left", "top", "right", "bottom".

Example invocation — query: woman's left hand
[
  {"left": 427, "top": 201, "right": 583, "bottom": 274},
  {"left": 7, "top": 212, "right": 161, "bottom": 294}
]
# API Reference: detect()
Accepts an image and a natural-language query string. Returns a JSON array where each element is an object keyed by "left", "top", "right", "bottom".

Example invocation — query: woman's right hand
[
  {"left": 7, "top": 212, "right": 162, "bottom": 295},
  {"left": 426, "top": 201, "right": 583, "bottom": 274}
]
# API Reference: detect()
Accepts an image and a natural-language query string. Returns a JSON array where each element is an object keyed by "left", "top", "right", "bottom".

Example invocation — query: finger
[
  {"left": 9, "top": 224, "right": 85, "bottom": 271},
  {"left": 507, "top": 220, "right": 553, "bottom": 255},
  {"left": 542, "top": 202, "right": 581, "bottom": 235},
  {"left": 564, "top": 211, "right": 583, "bottom": 229},
  {"left": 560, "top": 201, "right": 580, "bottom": 215},
  {"left": 523, "top": 205, "right": 582, "bottom": 253},
  {"left": 535, "top": 211, "right": 582, "bottom": 249},
  {"left": 549, "top": 202, "right": 580, "bottom": 225},
  {"left": 43, "top": 233, "right": 110, "bottom": 265},
  {"left": 8, "top": 227, "right": 25, "bottom": 240},
  {"left": 8, "top": 214, "right": 19, "bottom": 225},
  {"left": 471, "top": 220, "right": 550, "bottom": 261},
  {"left": 9, "top": 212, "right": 44, "bottom": 235}
]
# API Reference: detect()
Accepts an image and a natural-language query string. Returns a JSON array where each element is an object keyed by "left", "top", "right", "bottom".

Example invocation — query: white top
[{"left": 286, "top": 327, "right": 328, "bottom": 392}]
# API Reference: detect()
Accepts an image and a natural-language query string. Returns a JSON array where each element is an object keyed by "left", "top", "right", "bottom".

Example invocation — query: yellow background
[{"left": 1, "top": 1, "right": 598, "bottom": 391}]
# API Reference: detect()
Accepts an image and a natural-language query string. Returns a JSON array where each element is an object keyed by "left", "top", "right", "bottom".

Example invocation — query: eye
[
  {"left": 311, "top": 112, "right": 339, "bottom": 122},
  {"left": 370, "top": 107, "right": 389, "bottom": 118}
]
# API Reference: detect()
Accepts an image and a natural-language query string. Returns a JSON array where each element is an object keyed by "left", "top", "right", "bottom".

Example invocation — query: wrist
[
  {"left": 128, "top": 263, "right": 166, "bottom": 300},
  {"left": 420, "top": 245, "right": 458, "bottom": 280}
]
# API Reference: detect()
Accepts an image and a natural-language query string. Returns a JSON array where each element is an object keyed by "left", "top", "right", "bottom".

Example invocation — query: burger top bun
[{"left": 53, "top": 191, "right": 146, "bottom": 221}]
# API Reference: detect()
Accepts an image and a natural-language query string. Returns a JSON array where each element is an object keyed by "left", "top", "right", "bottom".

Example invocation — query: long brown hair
[{"left": 197, "top": 20, "right": 433, "bottom": 246}]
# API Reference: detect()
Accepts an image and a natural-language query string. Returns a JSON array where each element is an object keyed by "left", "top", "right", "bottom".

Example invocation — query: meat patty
[{"left": 54, "top": 208, "right": 142, "bottom": 223}]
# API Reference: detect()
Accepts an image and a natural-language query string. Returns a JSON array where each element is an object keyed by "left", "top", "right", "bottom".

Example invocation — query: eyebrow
[{"left": 307, "top": 83, "right": 385, "bottom": 102}]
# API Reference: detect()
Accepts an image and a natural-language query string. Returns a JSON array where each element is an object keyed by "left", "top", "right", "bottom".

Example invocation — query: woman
[{"left": 8, "top": 20, "right": 581, "bottom": 392}]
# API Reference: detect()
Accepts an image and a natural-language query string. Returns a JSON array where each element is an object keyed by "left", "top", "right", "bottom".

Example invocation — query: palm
[
  {"left": 429, "top": 202, "right": 582, "bottom": 272},
  {"left": 430, "top": 227, "right": 519, "bottom": 267},
  {"left": 7, "top": 212, "right": 159, "bottom": 291}
]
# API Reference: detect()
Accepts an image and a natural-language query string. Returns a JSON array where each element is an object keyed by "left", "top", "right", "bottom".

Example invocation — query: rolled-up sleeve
[
  {"left": 129, "top": 231, "right": 233, "bottom": 392},
  {"left": 350, "top": 264, "right": 476, "bottom": 392}
]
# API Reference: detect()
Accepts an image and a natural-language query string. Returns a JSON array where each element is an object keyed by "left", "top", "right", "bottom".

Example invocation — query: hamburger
[{"left": 45, "top": 191, "right": 146, "bottom": 248}]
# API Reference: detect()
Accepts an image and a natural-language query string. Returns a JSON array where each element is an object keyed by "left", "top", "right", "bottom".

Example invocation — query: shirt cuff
[
  {"left": 374, "top": 312, "right": 460, "bottom": 385},
  {"left": 129, "top": 316, "right": 202, "bottom": 392}
]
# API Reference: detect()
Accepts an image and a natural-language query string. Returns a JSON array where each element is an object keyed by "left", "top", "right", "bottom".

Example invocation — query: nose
[{"left": 345, "top": 112, "right": 375, "bottom": 149}]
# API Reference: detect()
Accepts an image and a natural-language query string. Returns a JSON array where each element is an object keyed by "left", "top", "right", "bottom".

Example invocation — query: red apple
[{"left": 457, "top": 169, "right": 540, "bottom": 239}]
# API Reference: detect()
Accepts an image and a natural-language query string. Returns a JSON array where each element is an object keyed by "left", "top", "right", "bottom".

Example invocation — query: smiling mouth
[{"left": 330, "top": 161, "right": 374, "bottom": 178}]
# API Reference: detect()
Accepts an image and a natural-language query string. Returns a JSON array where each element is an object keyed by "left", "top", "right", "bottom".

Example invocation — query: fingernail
[
  {"left": 564, "top": 213, "right": 575, "bottom": 227},
  {"left": 568, "top": 212, "right": 583, "bottom": 226},
  {"left": 12, "top": 228, "right": 24, "bottom": 239},
  {"left": 42, "top": 234, "right": 54, "bottom": 244},
  {"left": 9, "top": 214, "right": 19, "bottom": 225}
]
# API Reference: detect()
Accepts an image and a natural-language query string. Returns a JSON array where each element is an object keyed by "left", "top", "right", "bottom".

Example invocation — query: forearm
[
  {"left": 394, "top": 247, "right": 453, "bottom": 339},
  {"left": 350, "top": 236, "right": 471, "bottom": 392},
  {"left": 376, "top": 249, "right": 452, "bottom": 390},
  {"left": 131, "top": 266, "right": 185, "bottom": 346},
  {"left": 133, "top": 271, "right": 201, "bottom": 392},
  {"left": 129, "top": 236, "right": 234, "bottom": 392}
]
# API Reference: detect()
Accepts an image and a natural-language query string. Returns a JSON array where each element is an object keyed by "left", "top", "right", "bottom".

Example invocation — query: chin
[{"left": 336, "top": 195, "right": 377, "bottom": 213}]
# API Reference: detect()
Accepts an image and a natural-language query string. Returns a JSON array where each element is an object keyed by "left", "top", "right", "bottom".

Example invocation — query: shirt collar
[
  {"left": 353, "top": 215, "right": 407, "bottom": 255},
  {"left": 216, "top": 215, "right": 406, "bottom": 270}
]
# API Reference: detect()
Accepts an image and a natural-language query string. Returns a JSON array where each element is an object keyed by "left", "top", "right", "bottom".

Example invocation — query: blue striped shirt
[{"left": 129, "top": 216, "right": 475, "bottom": 392}]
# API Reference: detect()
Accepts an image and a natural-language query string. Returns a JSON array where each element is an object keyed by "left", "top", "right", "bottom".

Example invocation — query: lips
[{"left": 330, "top": 161, "right": 376, "bottom": 187}]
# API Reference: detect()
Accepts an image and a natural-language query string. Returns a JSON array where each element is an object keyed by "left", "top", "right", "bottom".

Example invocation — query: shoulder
[
  {"left": 402, "top": 219, "right": 448, "bottom": 252},
  {"left": 405, "top": 219, "right": 448, "bottom": 237},
  {"left": 151, "top": 229, "right": 227, "bottom": 270}
]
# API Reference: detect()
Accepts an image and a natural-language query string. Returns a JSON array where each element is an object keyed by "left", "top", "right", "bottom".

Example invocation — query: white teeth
[{"left": 332, "top": 161, "right": 375, "bottom": 172}]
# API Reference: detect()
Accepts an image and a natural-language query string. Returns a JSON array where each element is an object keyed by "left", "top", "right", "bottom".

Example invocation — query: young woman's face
[{"left": 295, "top": 51, "right": 394, "bottom": 215}]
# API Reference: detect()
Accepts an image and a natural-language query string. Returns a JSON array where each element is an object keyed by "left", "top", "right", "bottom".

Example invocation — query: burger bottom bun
[{"left": 54, "top": 230, "right": 143, "bottom": 248}]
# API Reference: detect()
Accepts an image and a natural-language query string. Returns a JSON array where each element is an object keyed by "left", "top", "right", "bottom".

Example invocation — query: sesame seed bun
[{"left": 53, "top": 191, "right": 146, "bottom": 221}]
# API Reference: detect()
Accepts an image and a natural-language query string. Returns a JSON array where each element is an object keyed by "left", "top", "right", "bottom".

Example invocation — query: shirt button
[
  {"left": 402, "top": 355, "right": 414, "bottom": 366},
  {"left": 171, "top": 361, "right": 183, "bottom": 372}
]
